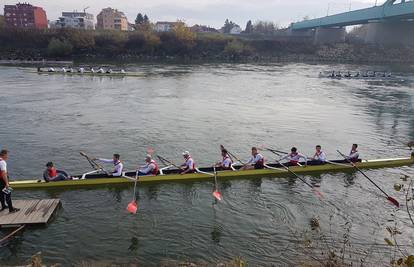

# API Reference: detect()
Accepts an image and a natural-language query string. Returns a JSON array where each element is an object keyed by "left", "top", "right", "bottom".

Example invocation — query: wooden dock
[{"left": 0, "top": 199, "right": 61, "bottom": 227}]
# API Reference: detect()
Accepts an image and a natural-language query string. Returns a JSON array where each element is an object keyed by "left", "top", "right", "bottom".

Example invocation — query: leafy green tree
[
  {"left": 47, "top": 38, "right": 73, "bottom": 57},
  {"left": 245, "top": 20, "right": 253, "bottom": 34},
  {"left": 173, "top": 21, "right": 195, "bottom": 48},
  {"left": 143, "top": 14, "right": 149, "bottom": 24},
  {"left": 253, "top": 21, "right": 278, "bottom": 35},
  {"left": 135, "top": 13, "right": 144, "bottom": 25}
]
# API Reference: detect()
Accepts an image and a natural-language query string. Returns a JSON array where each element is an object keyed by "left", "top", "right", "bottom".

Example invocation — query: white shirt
[
  {"left": 97, "top": 159, "right": 123, "bottom": 177},
  {"left": 348, "top": 150, "right": 359, "bottom": 160},
  {"left": 247, "top": 153, "right": 264, "bottom": 164},
  {"left": 0, "top": 158, "right": 7, "bottom": 172},
  {"left": 222, "top": 156, "right": 232, "bottom": 168},
  {"left": 98, "top": 68, "right": 104, "bottom": 73},
  {"left": 183, "top": 157, "right": 195, "bottom": 170},
  {"left": 281, "top": 152, "right": 307, "bottom": 162},
  {"left": 313, "top": 151, "right": 327, "bottom": 162}
]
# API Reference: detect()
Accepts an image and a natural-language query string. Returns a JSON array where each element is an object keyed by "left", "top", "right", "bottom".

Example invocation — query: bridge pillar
[
  {"left": 365, "top": 21, "right": 414, "bottom": 45},
  {"left": 314, "top": 27, "right": 346, "bottom": 44}
]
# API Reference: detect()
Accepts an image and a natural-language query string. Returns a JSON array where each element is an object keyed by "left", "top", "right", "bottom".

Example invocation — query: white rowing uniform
[
  {"left": 313, "top": 151, "right": 327, "bottom": 162},
  {"left": 79, "top": 67, "right": 85, "bottom": 73},
  {"left": 281, "top": 152, "right": 307, "bottom": 164},
  {"left": 183, "top": 157, "right": 195, "bottom": 170},
  {"left": 97, "top": 158, "right": 123, "bottom": 177},
  {"left": 48, "top": 67, "right": 55, "bottom": 72},
  {"left": 61, "top": 67, "right": 66, "bottom": 72},
  {"left": 0, "top": 157, "right": 7, "bottom": 173},
  {"left": 97, "top": 68, "right": 104, "bottom": 73},
  {"left": 121, "top": 69, "right": 126, "bottom": 74},
  {"left": 221, "top": 155, "right": 232, "bottom": 169},
  {"left": 91, "top": 68, "right": 95, "bottom": 73},
  {"left": 247, "top": 153, "right": 264, "bottom": 165},
  {"left": 348, "top": 149, "right": 359, "bottom": 161}
]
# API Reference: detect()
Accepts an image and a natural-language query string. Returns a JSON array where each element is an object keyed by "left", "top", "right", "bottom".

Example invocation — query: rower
[
  {"left": 311, "top": 145, "right": 327, "bottom": 163},
  {"left": 68, "top": 67, "right": 74, "bottom": 73},
  {"left": 43, "top": 162, "right": 70, "bottom": 182},
  {"left": 240, "top": 147, "right": 264, "bottom": 170},
  {"left": 78, "top": 67, "right": 85, "bottom": 73},
  {"left": 48, "top": 67, "right": 55, "bottom": 72},
  {"left": 91, "top": 67, "right": 96, "bottom": 73},
  {"left": 61, "top": 67, "right": 66, "bottom": 72},
  {"left": 137, "top": 155, "right": 159, "bottom": 176},
  {"left": 215, "top": 149, "right": 233, "bottom": 170},
  {"left": 280, "top": 147, "right": 307, "bottom": 166},
  {"left": 121, "top": 69, "right": 126, "bottom": 74},
  {"left": 347, "top": 144, "right": 359, "bottom": 162},
  {"left": 95, "top": 154, "right": 123, "bottom": 176},
  {"left": 180, "top": 151, "right": 196, "bottom": 175},
  {"left": 97, "top": 68, "right": 105, "bottom": 73},
  {"left": 106, "top": 68, "right": 113, "bottom": 74}
]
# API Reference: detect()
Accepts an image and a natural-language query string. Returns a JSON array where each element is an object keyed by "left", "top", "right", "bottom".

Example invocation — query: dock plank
[{"left": 0, "top": 199, "right": 60, "bottom": 227}]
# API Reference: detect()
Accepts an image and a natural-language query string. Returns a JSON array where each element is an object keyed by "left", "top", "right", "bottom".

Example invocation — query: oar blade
[
  {"left": 313, "top": 189, "right": 324, "bottom": 200},
  {"left": 127, "top": 201, "right": 138, "bottom": 214},
  {"left": 387, "top": 196, "right": 400, "bottom": 208},
  {"left": 213, "top": 190, "right": 223, "bottom": 201}
]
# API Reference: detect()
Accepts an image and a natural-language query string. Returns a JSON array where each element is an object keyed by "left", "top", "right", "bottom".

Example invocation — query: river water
[{"left": 0, "top": 63, "right": 413, "bottom": 266}]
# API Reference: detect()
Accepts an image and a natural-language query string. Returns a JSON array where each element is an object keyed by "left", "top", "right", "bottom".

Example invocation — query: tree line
[{"left": 0, "top": 20, "right": 316, "bottom": 60}]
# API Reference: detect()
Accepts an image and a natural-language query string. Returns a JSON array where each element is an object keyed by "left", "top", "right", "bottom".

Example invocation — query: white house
[
  {"left": 230, "top": 25, "right": 242, "bottom": 35},
  {"left": 52, "top": 12, "right": 95, "bottom": 30},
  {"left": 153, "top": 21, "right": 177, "bottom": 32}
]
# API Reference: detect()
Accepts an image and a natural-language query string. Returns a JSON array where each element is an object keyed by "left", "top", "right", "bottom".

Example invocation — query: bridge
[{"left": 290, "top": 0, "right": 414, "bottom": 44}]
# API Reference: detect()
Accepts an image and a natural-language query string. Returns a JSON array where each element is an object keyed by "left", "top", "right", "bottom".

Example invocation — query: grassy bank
[{"left": 1, "top": 28, "right": 414, "bottom": 63}]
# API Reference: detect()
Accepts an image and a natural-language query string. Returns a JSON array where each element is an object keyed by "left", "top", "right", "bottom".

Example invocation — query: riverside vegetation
[{"left": 1, "top": 21, "right": 414, "bottom": 63}]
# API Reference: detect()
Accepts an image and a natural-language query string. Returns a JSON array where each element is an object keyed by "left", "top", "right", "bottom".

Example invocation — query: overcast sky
[{"left": 2, "top": 0, "right": 386, "bottom": 28}]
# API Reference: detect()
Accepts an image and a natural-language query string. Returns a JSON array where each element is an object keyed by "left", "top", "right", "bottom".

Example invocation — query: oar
[
  {"left": 261, "top": 147, "right": 289, "bottom": 155},
  {"left": 127, "top": 170, "right": 139, "bottom": 214},
  {"left": 79, "top": 151, "right": 110, "bottom": 176},
  {"left": 80, "top": 151, "right": 100, "bottom": 170},
  {"left": 273, "top": 158, "right": 324, "bottom": 200},
  {"left": 337, "top": 150, "right": 399, "bottom": 207},
  {"left": 156, "top": 155, "right": 181, "bottom": 169},
  {"left": 212, "top": 166, "right": 223, "bottom": 201},
  {"left": 220, "top": 145, "right": 245, "bottom": 165}
]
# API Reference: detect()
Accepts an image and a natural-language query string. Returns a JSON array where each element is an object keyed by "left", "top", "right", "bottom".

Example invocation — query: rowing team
[
  {"left": 43, "top": 144, "right": 360, "bottom": 182},
  {"left": 38, "top": 67, "right": 126, "bottom": 74}
]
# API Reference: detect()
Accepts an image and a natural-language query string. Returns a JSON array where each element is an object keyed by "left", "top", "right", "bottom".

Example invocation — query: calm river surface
[{"left": 0, "top": 63, "right": 414, "bottom": 266}]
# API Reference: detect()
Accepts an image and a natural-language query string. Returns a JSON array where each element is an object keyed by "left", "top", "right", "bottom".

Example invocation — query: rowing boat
[
  {"left": 35, "top": 70, "right": 144, "bottom": 77},
  {"left": 318, "top": 73, "right": 405, "bottom": 82},
  {"left": 10, "top": 155, "right": 414, "bottom": 190}
]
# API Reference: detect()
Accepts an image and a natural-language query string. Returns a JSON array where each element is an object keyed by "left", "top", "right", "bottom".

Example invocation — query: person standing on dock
[
  {"left": 0, "top": 150, "right": 19, "bottom": 213},
  {"left": 95, "top": 154, "right": 124, "bottom": 177}
]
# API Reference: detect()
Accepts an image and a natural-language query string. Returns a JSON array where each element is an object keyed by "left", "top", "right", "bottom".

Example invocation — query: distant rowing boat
[
  {"left": 318, "top": 72, "right": 405, "bottom": 82},
  {"left": 10, "top": 155, "right": 414, "bottom": 190},
  {"left": 35, "top": 70, "right": 144, "bottom": 77}
]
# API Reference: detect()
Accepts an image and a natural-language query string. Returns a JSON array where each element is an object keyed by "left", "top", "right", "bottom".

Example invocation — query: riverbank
[{"left": 1, "top": 28, "right": 414, "bottom": 64}]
